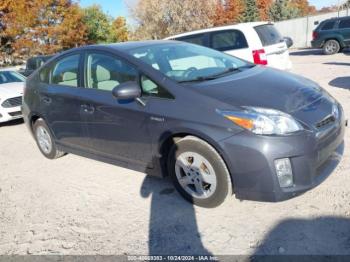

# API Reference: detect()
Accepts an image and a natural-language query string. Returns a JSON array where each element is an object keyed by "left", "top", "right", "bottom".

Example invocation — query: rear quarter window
[
  {"left": 254, "top": 24, "right": 282, "bottom": 47},
  {"left": 321, "top": 21, "right": 336, "bottom": 30},
  {"left": 210, "top": 30, "right": 248, "bottom": 51},
  {"left": 175, "top": 33, "right": 206, "bottom": 46}
]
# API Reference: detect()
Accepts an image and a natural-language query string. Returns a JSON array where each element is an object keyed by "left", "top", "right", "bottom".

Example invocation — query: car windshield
[
  {"left": 128, "top": 43, "right": 252, "bottom": 83},
  {"left": 0, "top": 71, "right": 25, "bottom": 85}
]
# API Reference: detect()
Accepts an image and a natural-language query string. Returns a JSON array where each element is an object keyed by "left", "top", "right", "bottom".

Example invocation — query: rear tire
[
  {"left": 168, "top": 136, "right": 232, "bottom": 208},
  {"left": 323, "top": 40, "right": 340, "bottom": 55},
  {"left": 33, "top": 119, "right": 65, "bottom": 159}
]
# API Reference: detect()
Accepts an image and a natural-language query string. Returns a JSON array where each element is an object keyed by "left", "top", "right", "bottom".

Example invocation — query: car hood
[
  {"left": 193, "top": 66, "right": 324, "bottom": 114},
  {"left": 0, "top": 82, "right": 24, "bottom": 98}
]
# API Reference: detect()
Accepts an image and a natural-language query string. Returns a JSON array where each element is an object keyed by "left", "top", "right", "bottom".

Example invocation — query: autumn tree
[
  {"left": 269, "top": 0, "right": 299, "bottom": 21},
  {"left": 290, "top": 0, "right": 316, "bottom": 16},
  {"left": 83, "top": 5, "right": 112, "bottom": 43},
  {"left": 342, "top": 0, "right": 350, "bottom": 8},
  {"left": 212, "top": 0, "right": 245, "bottom": 26},
  {"left": 129, "top": 0, "right": 216, "bottom": 40},
  {"left": 317, "top": 5, "right": 338, "bottom": 13},
  {"left": 240, "top": 0, "right": 260, "bottom": 22},
  {"left": 256, "top": 0, "right": 273, "bottom": 20},
  {"left": 109, "top": 16, "right": 129, "bottom": 42},
  {"left": 0, "top": 0, "right": 88, "bottom": 61}
]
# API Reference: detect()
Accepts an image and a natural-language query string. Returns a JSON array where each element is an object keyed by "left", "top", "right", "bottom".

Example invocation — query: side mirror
[
  {"left": 112, "top": 81, "right": 141, "bottom": 100},
  {"left": 314, "top": 21, "right": 319, "bottom": 26},
  {"left": 283, "top": 36, "right": 293, "bottom": 48}
]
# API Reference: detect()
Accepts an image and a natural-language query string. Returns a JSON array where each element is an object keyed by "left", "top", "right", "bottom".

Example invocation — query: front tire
[
  {"left": 323, "top": 40, "right": 340, "bottom": 55},
  {"left": 168, "top": 136, "right": 232, "bottom": 208},
  {"left": 33, "top": 119, "right": 65, "bottom": 159}
]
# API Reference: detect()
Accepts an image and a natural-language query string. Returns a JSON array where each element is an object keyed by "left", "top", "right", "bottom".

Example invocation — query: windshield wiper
[{"left": 178, "top": 67, "right": 241, "bottom": 83}]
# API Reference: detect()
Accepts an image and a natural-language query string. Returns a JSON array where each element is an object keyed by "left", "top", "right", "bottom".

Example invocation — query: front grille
[
  {"left": 1, "top": 96, "right": 22, "bottom": 108},
  {"left": 316, "top": 115, "right": 335, "bottom": 128},
  {"left": 8, "top": 111, "right": 22, "bottom": 117}
]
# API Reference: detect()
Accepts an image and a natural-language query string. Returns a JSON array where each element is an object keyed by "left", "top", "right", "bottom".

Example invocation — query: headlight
[{"left": 218, "top": 107, "right": 303, "bottom": 135}]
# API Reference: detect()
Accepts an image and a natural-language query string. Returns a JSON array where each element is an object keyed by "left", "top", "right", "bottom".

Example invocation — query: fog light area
[{"left": 275, "top": 158, "right": 294, "bottom": 188}]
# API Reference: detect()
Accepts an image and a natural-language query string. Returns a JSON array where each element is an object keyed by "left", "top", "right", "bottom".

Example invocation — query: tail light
[
  {"left": 252, "top": 49, "right": 268, "bottom": 65},
  {"left": 312, "top": 31, "right": 318, "bottom": 40}
]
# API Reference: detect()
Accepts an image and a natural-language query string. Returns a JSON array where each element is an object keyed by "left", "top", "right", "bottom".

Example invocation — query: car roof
[
  {"left": 164, "top": 21, "right": 270, "bottom": 39},
  {"left": 61, "top": 40, "right": 184, "bottom": 55},
  {"left": 322, "top": 16, "right": 350, "bottom": 22}
]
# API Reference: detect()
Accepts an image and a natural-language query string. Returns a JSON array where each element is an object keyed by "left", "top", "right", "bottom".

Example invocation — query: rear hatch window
[{"left": 254, "top": 24, "right": 283, "bottom": 46}]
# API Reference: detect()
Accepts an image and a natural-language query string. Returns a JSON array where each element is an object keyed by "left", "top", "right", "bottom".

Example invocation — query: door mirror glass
[{"left": 112, "top": 81, "right": 141, "bottom": 100}]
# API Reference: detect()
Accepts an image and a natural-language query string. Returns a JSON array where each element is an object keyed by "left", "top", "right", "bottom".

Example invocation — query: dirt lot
[{"left": 0, "top": 49, "right": 349, "bottom": 256}]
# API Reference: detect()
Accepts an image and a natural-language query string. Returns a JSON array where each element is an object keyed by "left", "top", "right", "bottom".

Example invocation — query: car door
[
  {"left": 38, "top": 52, "right": 90, "bottom": 150},
  {"left": 338, "top": 18, "right": 350, "bottom": 46},
  {"left": 81, "top": 51, "right": 153, "bottom": 166}
]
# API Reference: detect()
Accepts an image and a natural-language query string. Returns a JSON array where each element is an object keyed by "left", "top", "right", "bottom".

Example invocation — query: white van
[{"left": 165, "top": 22, "right": 292, "bottom": 71}]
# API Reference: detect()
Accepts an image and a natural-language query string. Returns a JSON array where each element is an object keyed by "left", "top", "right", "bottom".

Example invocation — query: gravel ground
[{"left": 0, "top": 49, "right": 349, "bottom": 256}]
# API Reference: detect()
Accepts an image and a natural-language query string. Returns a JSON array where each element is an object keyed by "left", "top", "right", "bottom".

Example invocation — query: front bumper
[
  {"left": 0, "top": 106, "right": 23, "bottom": 123},
  {"left": 219, "top": 111, "right": 346, "bottom": 202}
]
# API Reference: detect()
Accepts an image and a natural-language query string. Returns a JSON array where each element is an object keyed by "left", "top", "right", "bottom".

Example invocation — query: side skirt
[{"left": 56, "top": 143, "right": 164, "bottom": 178}]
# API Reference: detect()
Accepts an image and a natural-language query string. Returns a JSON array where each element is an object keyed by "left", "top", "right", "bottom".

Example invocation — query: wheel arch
[
  {"left": 28, "top": 114, "right": 54, "bottom": 138},
  {"left": 323, "top": 37, "right": 344, "bottom": 48},
  {"left": 158, "top": 129, "right": 235, "bottom": 193}
]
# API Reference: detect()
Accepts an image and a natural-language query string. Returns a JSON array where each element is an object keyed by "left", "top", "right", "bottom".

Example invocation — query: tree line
[
  {"left": 129, "top": 0, "right": 317, "bottom": 40},
  {"left": 0, "top": 0, "right": 343, "bottom": 64},
  {"left": 0, "top": 0, "right": 128, "bottom": 64}
]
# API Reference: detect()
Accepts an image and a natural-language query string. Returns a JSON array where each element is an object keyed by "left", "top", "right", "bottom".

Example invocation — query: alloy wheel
[
  {"left": 36, "top": 126, "right": 52, "bottom": 154},
  {"left": 175, "top": 151, "right": 217, "bottom": 199}
]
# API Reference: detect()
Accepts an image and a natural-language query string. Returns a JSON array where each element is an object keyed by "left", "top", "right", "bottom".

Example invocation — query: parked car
[
  {"left": 312, "top": 16, "right": 350, "bottom": 55},
  {"left": 165, "top": 22, "right": 293, "bottom": 70},
  {"left": 23, "top": 41, "right": 346, "bottom": 207},
  {"left": 0, "top": 69, "right": 25, "bottom": 123},
  {"left": 19, "top": 55, "right": 53, "bottom": 77}
]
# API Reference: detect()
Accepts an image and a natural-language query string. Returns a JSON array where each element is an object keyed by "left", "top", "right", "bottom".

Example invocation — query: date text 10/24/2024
[{"left": 127, "top": 256, "right": 219, "bottom": 261}]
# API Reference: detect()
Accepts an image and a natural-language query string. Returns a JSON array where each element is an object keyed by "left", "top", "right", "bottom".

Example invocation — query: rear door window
[
  {"left": 339, "top": 19, "right": 350, "bottom": 29},
  {"left": 175, "top": 33, "right": 207, "bottom": 46},
  {"left": 322, "top": 21, "right": 336, "bottom": 30},
  {"left": 254, "top": 24, "right": 283, "bottom": 46},
  {"left": 210, "top": 30, "right": 248, "bottom": 51},
  {"left": 51, "top": 54, "right": 80, "bottom": 87}
]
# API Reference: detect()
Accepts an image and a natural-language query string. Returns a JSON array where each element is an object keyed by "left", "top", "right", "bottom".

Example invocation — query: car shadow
[
  {"left": 329, "top": 77, "right": 350, "bottom": 90},
  {"left": 140, "top": 175, "right": 212, "bottom": 255},
  {"left": 141, "top": 140, "right": 212, "bottom": 256},
  {"left": 289, "top": 49, "right": 323, "bottom": 56},
  {"left": 290, "top": 48, "right": 350, "bottom": 56},
  {"left": 251, "top": 217, "right": 350, "bottom": 257},
  {"left": 324, "top": 62, "right": 350, "bottom": 66},
  {"left": 0, "top": 118, "right": 24, "bottom": 127}
]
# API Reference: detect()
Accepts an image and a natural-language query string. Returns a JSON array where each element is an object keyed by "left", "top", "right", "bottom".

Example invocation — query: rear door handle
[
  {"left": 41, "top": 96, "right": 52, "bottom": 104},
  {"left": 81, "top": 104, "right": 95, "bottom": 114}
]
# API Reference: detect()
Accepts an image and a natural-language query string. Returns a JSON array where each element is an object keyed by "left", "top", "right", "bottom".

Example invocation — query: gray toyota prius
[{"left": 23, "top": 41, "right": 346, "bottom": 207}]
